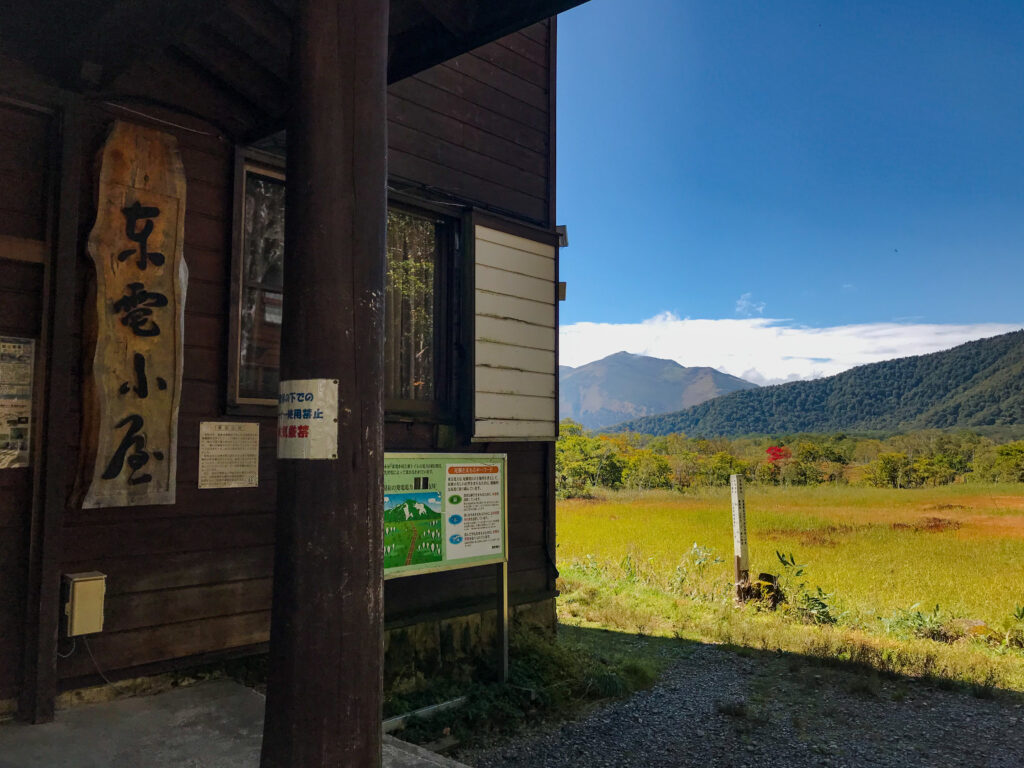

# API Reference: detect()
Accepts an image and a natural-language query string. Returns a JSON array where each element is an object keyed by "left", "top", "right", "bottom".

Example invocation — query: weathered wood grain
[{"left": 81, "top": 121, "right": 188, "bottom": 508}]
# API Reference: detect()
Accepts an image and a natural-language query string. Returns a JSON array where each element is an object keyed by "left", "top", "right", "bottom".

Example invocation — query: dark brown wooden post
[
  {"left": 20, "top": 94, "right": 82, "bottom": 724},
  {"left": 259, "top": 0, "right": 388, "bottom": 765}
]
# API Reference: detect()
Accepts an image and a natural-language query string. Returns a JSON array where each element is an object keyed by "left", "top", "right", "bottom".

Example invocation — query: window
[
  {"left": 228, "top": 153, "right": 456, "bottom": 417},
  {"left": 231, "top": 159, "right": 285, "bottom": 403},
  {"left": 385, "top": 207, "right": 442, "bottom": 404}
]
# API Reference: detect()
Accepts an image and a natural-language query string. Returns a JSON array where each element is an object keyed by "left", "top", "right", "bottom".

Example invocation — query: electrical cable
[
  {"left": 56, "top": 638, "right": 76, "bottom": 659},
  {"left": 82, "top": 636, "right": 132, "bottom": 694},
  {"left": 102, "top": 101, "right": 219, "bottom": 136}
]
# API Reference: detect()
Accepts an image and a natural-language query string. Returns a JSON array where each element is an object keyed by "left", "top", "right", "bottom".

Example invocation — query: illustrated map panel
[{"left": 384, "top": 453, "right": 506, "bottom": 578}]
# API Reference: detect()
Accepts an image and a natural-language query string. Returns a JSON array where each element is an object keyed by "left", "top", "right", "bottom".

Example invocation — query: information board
[
  {"left": 384, "top": 453, "right": 506, "bottom": 579},
  {"left": 198, "top": 421, "right": 260, "bottom": 488},
  {"left": 0, "top": 336, "right": 34, "bottom": 469}
]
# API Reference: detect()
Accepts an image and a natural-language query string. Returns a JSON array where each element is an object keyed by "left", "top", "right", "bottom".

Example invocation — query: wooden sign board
[{"left": 81, "top": 121, "right": 187, "bottom": 508}]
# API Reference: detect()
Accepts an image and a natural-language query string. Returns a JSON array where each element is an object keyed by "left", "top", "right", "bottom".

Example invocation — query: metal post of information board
[
  {"left": 497, "top": 560, "right": 509, "bottom": 682},
  {"left": 497, "top": 464, "right": 509, "bottom": 683}
]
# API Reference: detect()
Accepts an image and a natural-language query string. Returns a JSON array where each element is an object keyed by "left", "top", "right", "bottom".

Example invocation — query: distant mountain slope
[
  {"left": 384, "top": 498, "right": 441, "bottom": 523},
  {"left": 610, "top": 330, "right": 1024, "bottom": 436},
  {"left": 559, "top": 352, "right": 757, "bottom": 430}
]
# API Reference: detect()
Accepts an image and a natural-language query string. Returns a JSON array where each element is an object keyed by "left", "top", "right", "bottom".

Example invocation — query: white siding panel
[
  {"left": 476, "top": 367, "right": 555, "bottom": 398},
  {"left": 473, "top": 419, "right": 557, "bottom": 440},
  {"left": 476, "top": 392, "right": 557, "bottom": 422},
  {"left": 476, "top": 264, "right": 553, "bottom": 304},
  {"left": 476, "top": 225, "right": 555, "bottom": 259},
  {"left": 474, "top": 225, "right": 557, "bottom": 442},
  {"left": 476, "top": 239, "right": 555, "bottom": 281},
  {"left": 476, "top": 342, "right": 555, "bottom": 374},
  {"left": 476, "top": 291, "right": 555, "bottom": 327},
  {"left": 476, "top": 316, "right": 554, "bottom": 351}
]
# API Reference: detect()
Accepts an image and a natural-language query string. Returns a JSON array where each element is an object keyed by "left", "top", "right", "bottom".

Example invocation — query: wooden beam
[
  {"left": 68, "top": 0, "right": 214, "bottom": 88},
  {"left": 259, "top": 0, "right": 388, "bottom": 765},
  {"left": 0, "top": 235, "right": 46, "bottom": 264},
  {"left": 174, "top": 24, "right": 288, "bottom": 119},
  {"left": 18, "top": 94, "right": 81, "bottom": 723},
  {"left": 411, "top": 0, "right": 477, "bottom": 37},
  {"left": 209, "top": 3, "right": 291, "bottom": 83},
  {"left": 388, "top": 0, "right": 589, "bottom": 84}
]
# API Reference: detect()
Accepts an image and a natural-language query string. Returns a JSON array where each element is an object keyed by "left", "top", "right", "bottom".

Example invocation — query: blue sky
[{"left": 556, "top": 0, "right": 1024, "bottom": 382}]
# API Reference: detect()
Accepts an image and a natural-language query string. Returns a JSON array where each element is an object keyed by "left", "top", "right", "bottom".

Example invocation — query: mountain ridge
[
  {"left": 559, "top": 351, "right": 757, "bottom": 430},
  {"left": 608, "top": 330, "right": 1024, "bottom": 436},
  {"left": 384, "top": 498, "right": 442, "bottom": 523}
]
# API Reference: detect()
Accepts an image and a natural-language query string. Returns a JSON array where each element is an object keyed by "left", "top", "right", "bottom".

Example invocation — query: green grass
[
  {"left": 383, "top": 518, "right": 443, "bottom": 568},
  {"left": 557, "top": 483, "right": 1024, "bottom": 692},
  {"left": 390, "top": 627, "right": 660, "bottom": 748}
]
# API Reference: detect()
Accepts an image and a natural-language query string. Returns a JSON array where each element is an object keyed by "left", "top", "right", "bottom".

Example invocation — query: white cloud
[
  {"left": 735, "top": 292, "right": 766, "bottom": 316},
  {"left": 560, "top": 314, "right": 1021, "bottom": 385}
]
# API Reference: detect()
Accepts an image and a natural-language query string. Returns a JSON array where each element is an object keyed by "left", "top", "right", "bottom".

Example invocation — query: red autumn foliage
[{"left": 766, "top": 445, "right": 792, "bottom": 463}]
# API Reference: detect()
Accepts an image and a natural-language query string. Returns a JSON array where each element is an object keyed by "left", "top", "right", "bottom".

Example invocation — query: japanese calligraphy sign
[
  {"left": 277, "top": 378, "right": 338, "bottom": 459},
  {"left": 383, "top": 453, "right": 506, "bottom": 579},
  {"left": 81, "top": 121, "right": 187, "bottom": 508}
]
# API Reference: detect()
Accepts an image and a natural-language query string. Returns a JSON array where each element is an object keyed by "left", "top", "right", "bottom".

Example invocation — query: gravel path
[{"left": 460, "top": 643, "right": 1024, "bottom": 768}]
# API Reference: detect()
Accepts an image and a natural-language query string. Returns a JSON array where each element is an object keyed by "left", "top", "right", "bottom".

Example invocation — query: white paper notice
[
  {"left": 277, "top": 378, "right": 338, "bottom": 460},
  {"left": 0, "top": 337, "right": 34, "bottom": 469},
  {"left": 444, "top": 464, "right": 503, "bottom": 559},
  {"left": 198, "top": 422, "right": 259, "bottom": 488}
]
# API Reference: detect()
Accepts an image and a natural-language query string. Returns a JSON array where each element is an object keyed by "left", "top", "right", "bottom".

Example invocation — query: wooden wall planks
[{"left": 388, "top": 22, "right": 553, "bottom": 226}]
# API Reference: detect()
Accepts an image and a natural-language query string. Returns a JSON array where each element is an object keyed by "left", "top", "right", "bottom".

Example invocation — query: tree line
[{"left": 556, "top": 419, "right": 1024, "bottom": 497}]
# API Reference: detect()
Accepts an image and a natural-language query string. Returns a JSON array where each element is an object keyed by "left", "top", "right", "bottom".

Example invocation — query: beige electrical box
[{"left": 63, "top": 572, "right": 106, "bottom": 637}]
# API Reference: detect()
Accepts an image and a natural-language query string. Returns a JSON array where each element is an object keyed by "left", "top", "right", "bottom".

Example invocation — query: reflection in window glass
[
  {"left": 235, "top": 178, "right": 442, "bottom": 406},
  {"left": 238, "top": 171, "right": 285, "bottom": 400},
  {"left": 385, "top": 210, "right": 437, "bottom": 402}
]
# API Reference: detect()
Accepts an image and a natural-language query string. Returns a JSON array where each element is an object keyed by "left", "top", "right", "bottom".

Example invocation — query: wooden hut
[{"left": 0, "top": 2, "right": 585, "bottom": 759}]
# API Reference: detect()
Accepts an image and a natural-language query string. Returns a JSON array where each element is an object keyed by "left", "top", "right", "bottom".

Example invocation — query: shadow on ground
[{"left": 458, "top": 624, "right": 1024, "bottom": 768}]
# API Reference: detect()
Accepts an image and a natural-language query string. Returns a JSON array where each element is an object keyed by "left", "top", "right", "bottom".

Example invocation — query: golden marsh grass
[
  {"left": 558, "top": 484, "right": 1024, "bottom": 625},
  {"left": 557, "top": 484, "right": 1024, "bottom": 691}
]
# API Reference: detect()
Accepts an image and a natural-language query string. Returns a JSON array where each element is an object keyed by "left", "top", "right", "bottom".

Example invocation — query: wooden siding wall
[
  {"left": 389, "top": 21, "right": 553, "bottom": 227},
  {"left": 54, "top": 103, "right": 274, "bottom": 683},
  {"left": 0, "top": 101, "right": 51, "bottom": 702},
  {"left": 0, "top": 22, "right": 557, "bottom": 693},
  {"left": 474, "top": 225, "right": 557, "bottom": 440}
]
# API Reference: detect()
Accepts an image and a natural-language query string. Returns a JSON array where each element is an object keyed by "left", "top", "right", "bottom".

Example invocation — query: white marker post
[{"left": 730, "top": 474, "right": 750, "bottom": 601}]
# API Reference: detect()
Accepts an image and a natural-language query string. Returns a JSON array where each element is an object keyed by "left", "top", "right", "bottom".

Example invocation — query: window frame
[
  {"left": 227, "top": 149, "right": 462, "bottom": 424},
  {"left": 382, "top": 198, "right": 459, "bottom": 421},
  {"left": 227, "top": 148, "right": 287, "bottom": 412}
]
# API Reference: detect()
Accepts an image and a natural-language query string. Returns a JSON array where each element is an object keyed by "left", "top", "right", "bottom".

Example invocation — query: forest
[
  {"left": 611, "top": 329, "right": 1024, "bottom": 436},
  {"left": 556, "top": 418, "right": 1024, "bottom": 497}
]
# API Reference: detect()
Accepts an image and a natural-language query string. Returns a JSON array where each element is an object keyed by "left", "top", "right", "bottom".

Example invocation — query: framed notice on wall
[
  {"left": 198, "top": 421, "right": 259, "bottom": 489},
  {"left": 0, "top": 336, "right": 34, "bottom": 469},
  {"left": 384, "top": 453, "right": 506, "bottom": 579}
]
